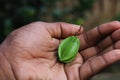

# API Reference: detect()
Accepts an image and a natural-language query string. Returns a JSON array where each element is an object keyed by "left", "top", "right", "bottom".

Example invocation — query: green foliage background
[{"left": 0, "top": 0, "right": 95, "bottom": 43}]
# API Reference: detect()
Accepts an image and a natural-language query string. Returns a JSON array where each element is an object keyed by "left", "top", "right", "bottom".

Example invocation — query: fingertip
[
  {"left": 100, "top": 21, "right": 120, "bottom": 31},
  {"left": 110, "top": 21, "right": 120, "bottom": 29}
]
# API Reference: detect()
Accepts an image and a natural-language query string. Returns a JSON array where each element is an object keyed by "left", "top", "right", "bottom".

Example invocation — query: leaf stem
[{"left": 74, "top": 24, "right": 83, "bottom": 36}]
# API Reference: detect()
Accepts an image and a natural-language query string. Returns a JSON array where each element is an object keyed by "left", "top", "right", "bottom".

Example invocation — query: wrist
[{"left": 0, "top": 48, "right": 15, "bottom": 80}]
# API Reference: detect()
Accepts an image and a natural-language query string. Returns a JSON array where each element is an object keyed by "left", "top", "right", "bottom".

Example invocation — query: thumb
[{"left": 45, "top": 22, "right": 84, "bottom": 39}]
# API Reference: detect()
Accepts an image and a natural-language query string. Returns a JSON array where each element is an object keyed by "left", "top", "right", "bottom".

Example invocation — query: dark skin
[{"left": 0, "top": 21, "right": 120, "bottom": 80}]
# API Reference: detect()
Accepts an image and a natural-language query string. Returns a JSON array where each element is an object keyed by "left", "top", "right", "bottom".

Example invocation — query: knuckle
[{"left": 55, "top": 22, "right": 67, "bottom": 27}]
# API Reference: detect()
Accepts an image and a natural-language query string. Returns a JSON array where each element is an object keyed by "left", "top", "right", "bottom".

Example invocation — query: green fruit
[{"left": 58, "top": 36, "right": 80, "bottom": 63}]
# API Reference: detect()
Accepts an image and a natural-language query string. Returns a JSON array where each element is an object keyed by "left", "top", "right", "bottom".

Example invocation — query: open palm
[{"left": 1, "top": 21, "right": 120, "bottom": 80}]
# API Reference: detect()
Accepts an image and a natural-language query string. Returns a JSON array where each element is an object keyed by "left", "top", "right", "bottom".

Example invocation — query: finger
[
  {"left": 101, "top": 40, "right": 120, "bottom": 54},
  {"left": 78, "top": 21, "right": 120, "bottom": 50},
  {"left": 80, "top": 50, "right": 120, "bottom": 80},
  {"left": 80, "top": 47, "right": 97, "bottom": 61},
  {"left": 65, "top": 53, "right": 83, "bottom": 80},
  {"left": 80, "top": 35, "right": 114, "bottom": 60},
  {"left": 80, "top": 28, "right": 120, "bottom": 60},
  {"left": 45, "top": 22, "right": 83, "bottom": 38},
  {"left": 96, "top": 28, "right": 120, "bottom": 53}
]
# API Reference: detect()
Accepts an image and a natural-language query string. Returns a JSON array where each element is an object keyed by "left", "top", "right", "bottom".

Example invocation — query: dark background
[
  {"left": 0, "top": 0, "right": 96, "bottom": 43},
  {"left": 0, "top": 0, "right": 120, "bottom": 79}
]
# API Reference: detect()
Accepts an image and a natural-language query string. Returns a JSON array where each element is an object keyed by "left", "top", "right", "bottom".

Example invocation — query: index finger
[
  {"left": 45, "top": 22, "right": 84, "bottom": 39},
  {"left": 79, "top": 21, "right": 120, "bottom": 50}
]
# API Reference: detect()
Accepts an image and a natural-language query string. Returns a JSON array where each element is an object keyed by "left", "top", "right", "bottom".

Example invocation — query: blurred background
[{"left": 0, "top": 0, "right": 120, "bottom": 79}]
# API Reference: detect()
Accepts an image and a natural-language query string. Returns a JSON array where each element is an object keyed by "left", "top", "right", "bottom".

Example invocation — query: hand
[
  {"left": 0, "top": 21, "right": 120, "bottom": 80},
  {"left": 0, "top": 22, "right": 83, "bottom": 80}
]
